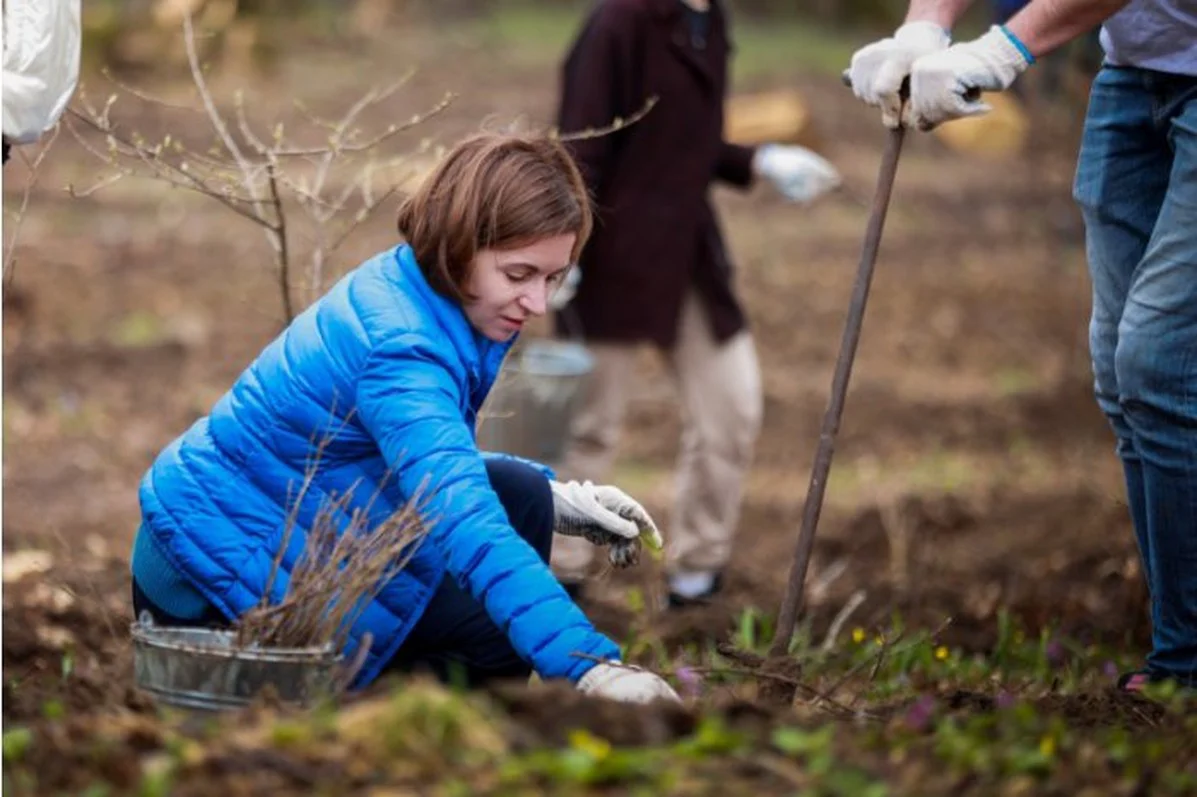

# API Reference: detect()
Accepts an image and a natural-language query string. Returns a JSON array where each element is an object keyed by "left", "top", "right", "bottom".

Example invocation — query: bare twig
[
  {"left": 64, "top": 170, "right": 125, "bottom": 199},
  {"left": 275, "top": 90, "right": 452, "bottom": 159},
  {"left": 101, "top": 67, "right": 200, "bottom": 112},
  {"left": 266, "top": 163, "right": 292, "bottom": 320},
  {"left": 820, "top": 589, "right": 867, "bottom": 653},
  {"left": 65, "top": 109, "right": 270, "bottom": 223},
  {"left": 553, "top": 96, "right": 659, "bottom": 142},
  {"left": 66, "top": 19, "right": 450, "bottom": 325},
  {"left": 3, "top": 126, "right": 61, "bottom": 287},
  {"left": 808, "top": 556, "right": 849, "bottom": 604},
  {"left": 233, "top": 404, "right": 429, "bottom": 682},
  {"left": 234, "top": 90, "right": 271, "bottom": 156},
  {"left": 183, "top": 12, "right": 251, "bottom": 177},
  {"left": 673, "top": 663, "right": 872, "bottom": 719},
  {"left": 569, "top": 650, "right": 876, "bottom": 720},
  {"left": 324, "top": 185, "right": 400, "bottom": 256},
  {"left": 822, "top": 629, "right": 906, "bottom": 704}
]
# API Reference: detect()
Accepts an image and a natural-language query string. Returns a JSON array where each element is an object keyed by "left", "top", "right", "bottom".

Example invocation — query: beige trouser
[{"left": 552, "top": 290, "right": 763, "bottom": 580}]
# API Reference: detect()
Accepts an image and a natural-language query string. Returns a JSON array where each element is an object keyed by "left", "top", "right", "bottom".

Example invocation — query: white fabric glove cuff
[{"left": 971, "top": 25, "right": 1034, "bottom": 89}]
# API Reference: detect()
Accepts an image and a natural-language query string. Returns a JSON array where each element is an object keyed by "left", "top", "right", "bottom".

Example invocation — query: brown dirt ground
[{"left": 1, "top": 15, "right": 1162, "bottom": 795}]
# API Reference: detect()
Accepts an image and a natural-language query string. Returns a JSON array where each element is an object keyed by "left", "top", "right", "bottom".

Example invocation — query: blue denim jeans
[{"left": 1073, "top": 65, "right": 1197, "bottom": 685}]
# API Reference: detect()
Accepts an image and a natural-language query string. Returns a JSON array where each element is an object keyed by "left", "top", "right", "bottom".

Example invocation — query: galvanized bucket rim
[
  {"left": 513, "top": 339, "right": 594, "bottom": 377},
  {"left": 130, "top": 622, "right": 340, "bottom": 663}
]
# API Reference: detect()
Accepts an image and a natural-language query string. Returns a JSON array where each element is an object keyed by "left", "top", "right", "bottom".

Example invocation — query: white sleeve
[{"left": 2, "top": 0, "right": 81, "bottom": 144}]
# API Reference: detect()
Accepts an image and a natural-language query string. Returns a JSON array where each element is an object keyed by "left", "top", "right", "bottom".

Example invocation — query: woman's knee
[{"left": 483, "top": 457, "right": 555, "bottom": 559}]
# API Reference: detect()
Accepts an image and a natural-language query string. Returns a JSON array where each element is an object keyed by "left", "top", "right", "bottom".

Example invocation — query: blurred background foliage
[{"left": 81, "top": 0, "right": 1012, "bottom": 78}]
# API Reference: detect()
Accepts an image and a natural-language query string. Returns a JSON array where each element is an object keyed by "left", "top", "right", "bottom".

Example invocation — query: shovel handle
[{"left": 768, "top": 115, "right": 907, "bottom": 659}]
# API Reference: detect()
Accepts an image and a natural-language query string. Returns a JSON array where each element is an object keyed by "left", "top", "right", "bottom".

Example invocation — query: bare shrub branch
[
  {"left": 551, "top": 95, "right": 659, "bottom": 142},
  {"left": 3, "top": 126, "right": 62, "bottom": 288},
  {"left": 233, "top": 410, "right": 430, "bottom": 673},
  {"left": 65, "top": 12, "right": 453, "bottom": 324}
]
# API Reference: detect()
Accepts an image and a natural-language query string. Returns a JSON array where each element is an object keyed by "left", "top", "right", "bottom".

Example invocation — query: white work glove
[
  {"left": 548, "top": 266, "right": 580, "bottom": 311},
  {"left": 576, "top": 661, "right": 681, "bottom": 704},
  {"left": 550, "top": 480, "right": 664, "bottom": 568},
  {"left": 847, "top": 21, "right": 950, "bottom": 129},
  {"left": 906, "top": 26, "right": 1032, "bottom": 130},
  {"left": 752, "top": 144, "right": 841, "bottom": 204}
]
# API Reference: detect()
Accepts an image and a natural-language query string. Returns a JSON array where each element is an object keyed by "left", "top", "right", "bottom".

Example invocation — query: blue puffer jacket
[{"left": 137, "top": 244, "right": 621, "bottom": 686}]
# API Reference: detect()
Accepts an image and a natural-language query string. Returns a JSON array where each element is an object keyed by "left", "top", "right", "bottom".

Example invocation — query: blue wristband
[{"left": 998, "top": 24, "right": 1036, "bottom": 65}]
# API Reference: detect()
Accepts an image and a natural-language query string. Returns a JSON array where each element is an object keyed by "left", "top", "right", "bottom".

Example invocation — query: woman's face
[{"left": 463, "top": 234, "right": 575, "bottom": 342}]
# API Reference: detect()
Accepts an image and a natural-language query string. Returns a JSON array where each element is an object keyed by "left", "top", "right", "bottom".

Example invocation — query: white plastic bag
[{"left": 3, "top": 0, "right": 81, "bottom": 144}]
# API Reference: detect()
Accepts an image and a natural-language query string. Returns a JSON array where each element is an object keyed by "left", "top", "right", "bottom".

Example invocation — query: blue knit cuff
[{"left": 998, "top": 24, "right": 1036, "bottom": 65}]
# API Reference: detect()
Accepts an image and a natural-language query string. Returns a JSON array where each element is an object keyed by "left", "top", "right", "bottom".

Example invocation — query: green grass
[
  {"left": 730, "top": 15, "right": 859, "bottom": 83},
  {"left": 470, "top": 2, "right": 860, "bottom": 81},
  {"left": 7, "top": 612, "right": 1195, "bottom": 795}
]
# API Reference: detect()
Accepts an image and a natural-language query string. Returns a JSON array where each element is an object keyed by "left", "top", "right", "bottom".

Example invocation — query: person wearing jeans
[
  {"left": 1074, "top": 66, "right": 1197, "bottom": 689},
  {"left": 847, "top": 0, "right": 1196, "bottom": 689}
]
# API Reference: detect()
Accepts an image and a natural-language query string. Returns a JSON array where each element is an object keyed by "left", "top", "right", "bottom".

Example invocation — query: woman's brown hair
[{"left": 395, "top": 132, "right": 592, "bottom": 302}]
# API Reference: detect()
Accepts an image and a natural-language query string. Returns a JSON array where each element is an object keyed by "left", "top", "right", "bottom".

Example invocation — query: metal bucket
[
  {"left": 477, "top": 339, "right": 594, "bottom": 465},
  {"left": 131, "top": 622, "right": 341, "bottom": 712}
]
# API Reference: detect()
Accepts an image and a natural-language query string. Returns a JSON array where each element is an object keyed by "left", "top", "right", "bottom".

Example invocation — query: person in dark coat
[{"left": 551, "top": 0, "right": 841, "bottom": 605}]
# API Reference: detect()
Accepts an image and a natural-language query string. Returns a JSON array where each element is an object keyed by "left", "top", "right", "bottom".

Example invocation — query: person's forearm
[
  {"left": 1005, "top": 0, "right": 1128, "bottom": 58},
  {"left": 905, "top": 0, "right": 976, "bottom": 29}
]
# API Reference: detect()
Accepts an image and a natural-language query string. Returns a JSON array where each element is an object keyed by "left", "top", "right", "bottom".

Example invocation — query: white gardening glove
[
  {"left": 549, "top": 266, "right": 581, "bottom": 311},
  {"left": 752, "top": 144, "right": 842, "bottom": 204},
  {"left": 576, "top": 661, "right": 681, "bottom": 704},
  {"left": 550, "top": 480, "right": 664, "bottom": 568},
  {"left": 847, "top": 21, "right": 950, "bottom": 129},
  {"left": 906, "top": 26, "right": 1032, "bottom": 130}
]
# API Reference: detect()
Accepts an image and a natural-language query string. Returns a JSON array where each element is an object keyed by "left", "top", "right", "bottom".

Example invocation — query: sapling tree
[{"left": 65, "top": 13, "right": 452, "bottom": 323}]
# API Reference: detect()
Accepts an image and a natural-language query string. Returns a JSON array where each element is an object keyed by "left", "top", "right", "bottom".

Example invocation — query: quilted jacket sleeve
[{"left": 356, "top": 332, "right": 621, "bottom": 682}]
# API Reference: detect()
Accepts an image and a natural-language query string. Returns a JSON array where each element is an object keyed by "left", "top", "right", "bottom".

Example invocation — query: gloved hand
[
  {"left": 752, "top": 144, "right": 841, "bottom": 204},
  {"left": 847, "top": 21, "right": 950, "bottom": 128},
  {"left": 576, "top": 661, "right": 681, "bottom": 704},
  {"left": 905, "top": 26, "right": 1032, "bottom": 130},
  {"left": 550, "top": 480, "right": 664, "bottom": 568},
  {"left": 549, "top": 266, "right": 581, "bottom": 311}
]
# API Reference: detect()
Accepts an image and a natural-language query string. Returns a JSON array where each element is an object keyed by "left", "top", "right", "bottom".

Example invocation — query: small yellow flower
[
  {"left": 569, "top": 729, "right": 612, "bottom": 760},
  {"left": 874, "top": 636, "right": 884, "bottom": 647},
  {"left": 1039, "top": 736, "right": 1055, "bottom": 757},
  {"left": 852, "top": 628, "right": 865, "bottom": 644},
  {"left": 935, "top": 646, "right": 949, "bottom": 661}
]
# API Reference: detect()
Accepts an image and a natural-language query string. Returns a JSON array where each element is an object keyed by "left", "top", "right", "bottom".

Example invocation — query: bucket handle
[{"left": 332, "top": 631, "right": 373, "bottom": 695}]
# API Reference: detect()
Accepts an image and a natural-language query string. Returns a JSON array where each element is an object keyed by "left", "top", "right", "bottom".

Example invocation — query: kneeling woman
[{"left": 130, "top": 132, "right": 678, "bottom": 703}]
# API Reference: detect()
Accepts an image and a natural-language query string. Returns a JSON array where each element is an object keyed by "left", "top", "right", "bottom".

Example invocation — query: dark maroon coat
[{"left": 554, "top": 0, "right": 757, "bottom": 348}]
